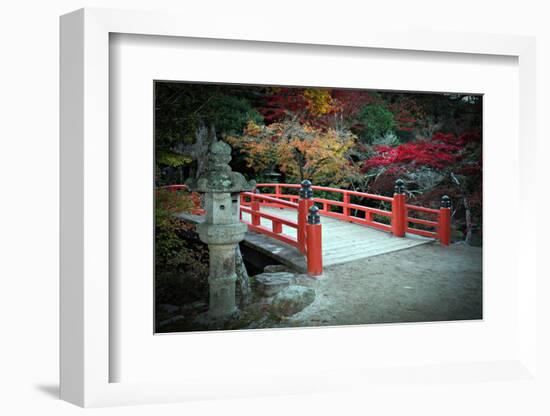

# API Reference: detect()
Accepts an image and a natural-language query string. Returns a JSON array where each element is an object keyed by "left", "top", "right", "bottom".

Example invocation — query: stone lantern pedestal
[{"left": 186, "top": 140, "right": 255, "bottom": 318}]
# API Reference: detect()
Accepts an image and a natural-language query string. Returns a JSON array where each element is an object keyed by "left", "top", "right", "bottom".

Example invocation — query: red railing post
[
  {"left": 272, "top": 221, "right": 283, "bottom": 233},
  {"left": 439, "top": 195, "right": 451, "bottom": 246},
  {"left": 239, "top": 193, "right": 243, "bottom": 220},
  {"left": 251, "top": 190, "right": 261, "bottom": 226},
  {"left": 343, "top": 192, "right": 350, "bottom": 218},
  {"left": 306, "top": 205, "right": 323, "bottom": 277},
  {"left": 365, "top": 211, "right": 373, "bottom": 223},
  {"left": 392, "top": 179, "right": 406, "bottom": 237},
  {"left": 298, "top": 180, "right": 313, "bottom": 254}
]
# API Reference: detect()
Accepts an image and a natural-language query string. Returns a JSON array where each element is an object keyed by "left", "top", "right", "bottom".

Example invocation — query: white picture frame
[{"left": 60, "top": 7, "right": 538, "bottom": 407}]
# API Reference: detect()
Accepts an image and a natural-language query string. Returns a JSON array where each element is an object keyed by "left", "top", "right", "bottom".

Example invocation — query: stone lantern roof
[{"left": 186, "top": 140, "right": 255, "bottom": 193}]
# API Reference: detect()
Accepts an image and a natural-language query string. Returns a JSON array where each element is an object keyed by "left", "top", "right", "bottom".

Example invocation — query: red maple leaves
[
  {"left": 362, "top": 131, "right": 481, "bottom": 172},
  {"left": 258, "top": 87, "right": 377, "bottom": 129}
]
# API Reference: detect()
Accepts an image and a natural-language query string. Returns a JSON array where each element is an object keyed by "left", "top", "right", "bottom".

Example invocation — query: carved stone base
[{"left": 205, "top": 243, "right": 239, "bottom": 318}]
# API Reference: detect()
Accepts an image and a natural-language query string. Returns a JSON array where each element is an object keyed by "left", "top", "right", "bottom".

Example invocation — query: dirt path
[
  {"left": 286, "top": 242, "right": 482, "bottom": 327},
  {"left": 158, "top": 242, "right": 482, "bottom": 332}
]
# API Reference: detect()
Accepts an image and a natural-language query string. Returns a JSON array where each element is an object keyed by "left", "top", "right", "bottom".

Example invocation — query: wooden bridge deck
[
  {"left": 178, "top": 206, "right": 433, "bottom": 274},
  {"left": 242, "top": 207, "right": 432, "bottom": 268}
]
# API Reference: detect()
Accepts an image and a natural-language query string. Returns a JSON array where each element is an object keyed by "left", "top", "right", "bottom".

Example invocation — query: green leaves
[
  {"left": 155, "top": 82, "right": 264, "bottom": 147},
  {"left": 207, "top": 95, "right": 263, "bottom": 135},
  {"left": 156, "top": 151, "right": 193, "bottom": 168},
  {"left": 356, "top": 103, "right": 396, "bottom": 144}
]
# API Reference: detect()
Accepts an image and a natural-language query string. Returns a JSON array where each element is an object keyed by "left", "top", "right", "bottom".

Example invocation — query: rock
[
  {"left": 292, "top": 274, "right": 318, "bottom": 287},
  {"left": 271, "top": 285, "right": 316, "bottom": 317},
  {"left": 254, "top": 272, "right": 295, "bottom": 296},
  {"left": 263, "top": 264, "right": 289, "bottom": 273}
]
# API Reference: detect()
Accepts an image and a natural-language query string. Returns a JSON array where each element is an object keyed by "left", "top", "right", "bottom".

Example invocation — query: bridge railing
[
  {"left": 240, "top": 185, "right": 321, "bottom": 276},
  {"left": 254, "top": 181, "right": 451, "bottom": 245},
  {"left": 240, "top": 192, "right": 301, "bottom": 248},
  {"left": 162, "top": 179, "right": 450, "bottom": 278}
]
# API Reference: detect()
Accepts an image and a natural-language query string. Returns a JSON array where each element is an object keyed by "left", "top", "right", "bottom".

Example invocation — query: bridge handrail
[
  {"left": 162, "top": 181, "right": 451, "bottom": 278},
  {"left": 240, "top": 207, "right": 298, "bottom": 229},
  {"left": 255, "top": 183, "right": 393, "bottom": 203},
  {"left": 255, "top": 183, "right": 394, "bottom": 231},
  {"left": 254, "top": 182, "right": 451, "bottom": 244},
  {"left": 241, "top": 191, "right": 299, "bottom": 209},
  {"left": 239, "top": 192, "right": 304, "bottom": 253},
  {"left": 405, "top": 203, "right": 440, "bottom": 215}
]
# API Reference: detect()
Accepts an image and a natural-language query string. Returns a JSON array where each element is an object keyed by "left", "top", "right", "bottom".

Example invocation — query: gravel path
[{"left": 287, "top": 242, "right": 482, "bottom": 327}]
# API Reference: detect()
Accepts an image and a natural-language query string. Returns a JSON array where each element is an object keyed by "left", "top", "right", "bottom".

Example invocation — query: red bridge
[{"left": 165, "top": 180, "right": 451, "bottom": 277}]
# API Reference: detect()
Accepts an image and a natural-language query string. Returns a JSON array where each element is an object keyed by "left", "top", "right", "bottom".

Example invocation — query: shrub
[
  {"left": 356, "top": 104, "right": 396, "bottom": 143},
  {"left": 155, "top": 189, "right": 209, "bottom": 305}
]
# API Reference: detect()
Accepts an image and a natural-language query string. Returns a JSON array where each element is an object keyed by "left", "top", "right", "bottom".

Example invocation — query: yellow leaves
[
  {"left": 243, "top": 120, "right": 262, "bottom": 136},
  {"left": 227, "top": 119, "right": 358, "bottom": 184},
  {"left": 303, "top": 89, "right": 334, "bottom": 116},
  {"left": 299, "top": 128, "right": 356, "bottom": 183}
]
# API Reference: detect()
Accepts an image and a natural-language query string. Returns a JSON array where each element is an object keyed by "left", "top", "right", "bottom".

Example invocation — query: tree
[
  {"left": 154, "top": 82, "right": 263, "bottom": 184},
  {"left": 356, "top": 103, "right": 396, "bottom": 143},
  {"left": 361, "top": 130, "right": 482, "bottom": 239},
  {"left": 226, "top": 119, "right": 358, "bottom": 185},
  {"left": 154, "top": 82, "right": 483, "bottom": 243},
  {"left": 257, "top": 87, "right": 337, "bottom": 127}
]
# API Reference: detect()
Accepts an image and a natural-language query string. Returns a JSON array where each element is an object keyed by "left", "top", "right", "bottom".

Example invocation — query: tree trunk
[
  {"left": 235, "top": 245, "right": 251, "bottom": 306},
  {"left": 171, "top": 122, "right": 215, "bottom": 180}
]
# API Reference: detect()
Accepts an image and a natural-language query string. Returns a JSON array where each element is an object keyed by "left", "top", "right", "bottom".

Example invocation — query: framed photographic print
[
  {"left": 152, "top": 80, "right": 482, "bottom": 334},
  {"left": 60, "top": 7, "right": 538, "bottom": 407}
]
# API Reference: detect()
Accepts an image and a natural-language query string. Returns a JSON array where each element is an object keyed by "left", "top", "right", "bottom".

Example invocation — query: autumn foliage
[
  {"left": 226, "top": 120, "right": 356, "bottom": 185},
  {"left": 155, "top": 82, "right": 482, "bottom": 243}
]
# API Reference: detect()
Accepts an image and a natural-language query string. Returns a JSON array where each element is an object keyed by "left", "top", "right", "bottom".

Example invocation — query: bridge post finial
[
  {"left": 307, "top": 205, "right": 321, "bottom": 225},
  {"left": 298, "top": 180, "right": 313, "bottom": 255},
  {"left": 441, "top": 195, "right": 451, "bottom": 208},
  {"left": 300, "top": 180, "right": 313, "bottom": 199},
  {"left": 394, "top": 178, "right": 405, "bottom": 195}
]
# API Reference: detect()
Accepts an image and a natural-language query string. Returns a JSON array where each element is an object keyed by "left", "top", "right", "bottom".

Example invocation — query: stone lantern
[{"left": 186, "top": 140, "right": 255, "bottom": 318}]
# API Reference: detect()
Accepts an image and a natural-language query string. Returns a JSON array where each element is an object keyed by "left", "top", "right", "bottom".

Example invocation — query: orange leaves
[
  {"left": 259, "top": 88, "right": 338, "bottom": 125},
  {"left": 226, "top": 121, "right": 275, "bottom": 172},
  {"left": 226, "top": 120, "right": 358, "bottom": 184},
  {"left": 243, "top": 120, "right": 262, "bottom": 136}
]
